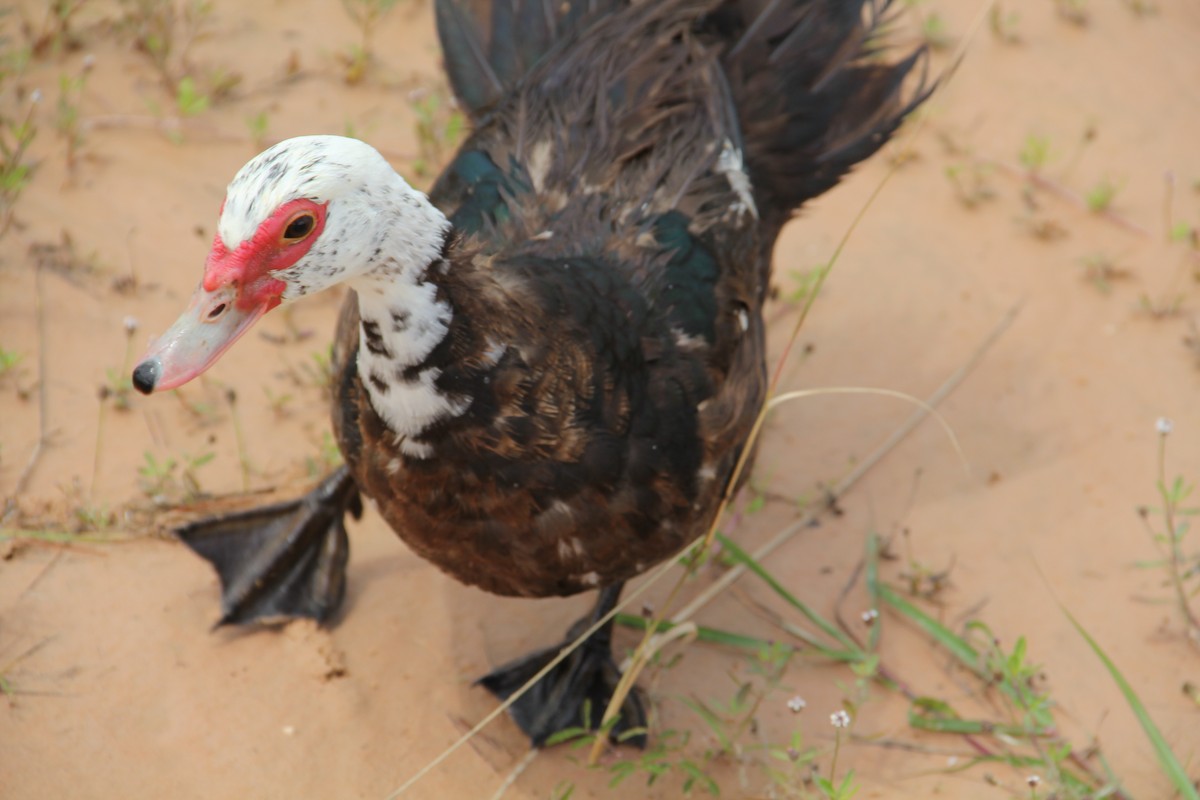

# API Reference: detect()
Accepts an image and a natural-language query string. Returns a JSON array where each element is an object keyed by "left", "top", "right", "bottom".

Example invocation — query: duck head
[{"left": 132, "top": 135, "right": 448, "bottom": 394}]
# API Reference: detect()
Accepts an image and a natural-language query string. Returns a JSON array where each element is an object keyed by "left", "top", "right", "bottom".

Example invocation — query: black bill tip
[{"left": 132, "top": 359, "right": 160, "bottom": 395}]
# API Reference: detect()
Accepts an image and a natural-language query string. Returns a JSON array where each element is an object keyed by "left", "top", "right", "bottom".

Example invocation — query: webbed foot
[
  {"left": 477, "top": 583, "right": 647, "bottom": 747},
  {"left": 176, "top": 466, "right": 361, "bottom": 626}
]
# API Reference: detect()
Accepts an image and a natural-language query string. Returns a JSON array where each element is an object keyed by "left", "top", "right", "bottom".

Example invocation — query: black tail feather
[
  {"left": 436, "top": 0, "right": 930, "bottom": 216},
  {"left": 719, "top": 0, "right": 931, "bottom": 220},
  {"left": 436, "top": 0, "right": 626, "bottom": 117}
]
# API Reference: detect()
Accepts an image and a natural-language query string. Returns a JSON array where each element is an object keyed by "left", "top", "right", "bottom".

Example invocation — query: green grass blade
[
  {"left": 613, "top": 613, "right": 791, "bottom": 653},
  {"left": 907, "top": 696, "right": 1028, "bottom": 737},
  {"left": 876, "top": 583, "right": 981, "bottom": 672},
  {"left": 715, "top": 533, "right": 859, "bottom": 654},
  {"left": 0, "top": 528, "right": 132, "bottom": 544},
  {"left": 1063, "top": 609, "right": 1199, "bottom": 800},
  {"left": 865, "top": 532, "right": 883, "bottom": 652}
]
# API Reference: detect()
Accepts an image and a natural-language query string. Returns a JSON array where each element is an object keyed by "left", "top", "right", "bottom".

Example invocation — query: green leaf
[
  {"left": 1064, "top": 609, "right": 1200, "bottom": 800},
  {"left": 876, "top": 583, "right": 981, "bottom": 671},
  {"left": 716, "top": 533, "right": 859, "bottom": 656},
  {"left": 613, "top": 612, "right": 790, "bottom": 653}
]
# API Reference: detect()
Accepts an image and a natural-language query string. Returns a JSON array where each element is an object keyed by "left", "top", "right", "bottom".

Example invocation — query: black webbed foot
[
  {"left": 176, "top": 467, "right": 361, "bottom": 627},
  {"left": 477, "top": 583, "right": 648, "bottom": 747}
]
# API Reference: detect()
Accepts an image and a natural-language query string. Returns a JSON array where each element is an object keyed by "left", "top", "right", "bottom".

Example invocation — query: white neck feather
[
  {"left": 346, "top": 199, "right": 464, "bottom": 459},
  {"left": 222, "top": 135, "right": 466, "bottom": 457}
]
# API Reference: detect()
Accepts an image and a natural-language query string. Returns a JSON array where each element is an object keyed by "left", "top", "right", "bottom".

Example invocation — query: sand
[{"left": 2, "top": 1, "right": 1198, "bottom": 798}]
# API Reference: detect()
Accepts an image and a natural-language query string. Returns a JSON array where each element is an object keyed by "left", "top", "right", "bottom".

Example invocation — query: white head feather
[{"left": 218, "top": 135, "right": 451, "bottom": 301}]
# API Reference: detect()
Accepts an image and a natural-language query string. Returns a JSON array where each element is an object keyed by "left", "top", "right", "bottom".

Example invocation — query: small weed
[
  {"left": 1054, "top": 0, "right": 1090, "bottom": 26},
  {"left": 1017, "top": 188, "right": 1068, "bottom": 242},
  {"left": 28, "top": 230, "right": 103, "bottom": 284},
  {"left": 1078, "top": 253, "right": 1133, "bottom": 293},
  {"left": 1170, "top": 222, "right": 1196, "bottom": 246},
  {"left": 599, "top": 518, "right": 1184, "bottom": 800},
  {"left": 118, "top": 0, "right": 216, "bottom": 92},
  {"left": 138, "top": 451, "right": 178, "bottom": 498},
  {"left": 1135, "top": 418, "right": 1200, "bottom": 643},
  {"left": 225, "top": 388, "right": 252, "bottom": 491},
  {"left": 784, "top": 264, "right": 831, "bottom": 306},
  {"left": 74, "top": 502, "right": 115, "bottom": 532},
  {"left": 0, "top": 91, "right": 39, "bottom": 232},
  {"left": 1184, "top": 320, "right": 1200, "bottom": 367},
  {"left": 55, "top": 55, "right": 94, "bottom": 171},
  {"left": 919, "top": 13, "right": 951, "bottom": 51},
  {"left": 291, "top": 345, "right": 336, "bottom": 391},
  {"left": 1085, "top": 177, "right": 1122, "bottom": 213},
  {"left": 903, "top": 0, "right": 951, "bottom": 51},
  {"left": 1018, "top": 134, "right": 1052, "bottom": 174},
  {"left": 92, "top": 317, "right": 140, "bottom": 494},
  {"left": 944, "top": 162, "right": 997, "bottom": 209},
  {"left": 99, "top": 367, "right": 134, "bottom": 411},
  {"left": 895, "top": 528, "right": 954, "bottom": 599},
  {"left": 204, "top": 66, "right": 240, "bottom": 103},
  {"left": 1065, "top": 608, "right": 1198, "bottom": 800},
  {"left": 339, "top": 0, "right": 403, "bottom": 84},
  {"left": 1122, "top": 0, "right": 1157, "bottom": 16},
  {"left": 409, "top": 87, "right": 466, "bottom": 180},
  {"left": 263, "top": 386, "right": 294, "bottom": 419},
  {"left": 138, "top": 449, "right": 214, "bottom": 503},
  {"left": 28, "top": 0, "right": 92, "bottom": 57},
  {"left": 0, "top": 348, "right": 23, "bottom": 379},
  {"left": 246, "top": 110, "right": 269, "bottom": 148},
  {"left": 1137, "top": 292, "right": 1184, "bottom": 320},
  {"left": 174, "top": 76, "right": 208, "bottom": 117},
  {"left": 305, "top": 431, "right": 344, "bottom": 478},
  {"left": 878, "top": 583, "right": 1129, "bottom": 798},
  {"left": 816, "top": 711, "right": 855, "bottom": 800},
  {"left": 988, "top": 4, "right": 1022, "bottom": 43},
  {"left": 550, "top": 720, "right": 719, "bottom": 796}
]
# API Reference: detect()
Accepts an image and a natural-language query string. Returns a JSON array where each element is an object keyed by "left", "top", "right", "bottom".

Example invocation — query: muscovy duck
[{"left": 132, "top": 0, "right": 927, "bottom": 745}]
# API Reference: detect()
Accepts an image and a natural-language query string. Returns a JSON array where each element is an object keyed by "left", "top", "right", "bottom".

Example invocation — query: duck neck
[{"left": 346, "top": 201, "right": 463, "bottom": 458}]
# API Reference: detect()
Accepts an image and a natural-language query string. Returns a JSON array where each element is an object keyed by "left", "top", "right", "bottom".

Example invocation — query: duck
[{"left": 132, "top": 0, "right": 928, "bottom": 746}]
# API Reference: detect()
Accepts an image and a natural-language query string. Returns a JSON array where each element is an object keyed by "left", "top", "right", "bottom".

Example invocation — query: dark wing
[{"left": 435, "top": 0, "right": 629, "bottom": 117}]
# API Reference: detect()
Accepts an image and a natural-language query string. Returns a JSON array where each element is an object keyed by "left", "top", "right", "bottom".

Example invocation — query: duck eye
[{"left": 282, "top": 213, "right": 315, "bottom": 242}]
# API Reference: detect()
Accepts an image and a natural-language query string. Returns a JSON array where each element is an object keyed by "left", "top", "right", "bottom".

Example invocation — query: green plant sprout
[
  {"left": 409, "top": 87, "right": 467, "bottom": 181},
  {"left": 1136, "top": 418, "right": 1200, "bottom": 643},
  {"left": 988, "top": 4, "right": 1021, "bottom": 43},
  {"left": 1018, "top": 134, "right": 1051, "bottom": 174},
  {"left": 55, "top": 55, "right": 94, "bottom": 170},
  {"left": 339, "top": 0, "right": 403, "bottom": 84},
  {"left": 0, "top": 91, "right": 39, "bottom": 232},
  {"left": 1085, "top": 177, "right": 1122, "bottom": 213},
  {"left": 138, "top": 449, "right": 213, "bottom": 503}
]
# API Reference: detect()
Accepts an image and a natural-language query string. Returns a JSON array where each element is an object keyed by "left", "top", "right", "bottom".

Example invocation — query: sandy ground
[{"left": 2, "top": 1, "right": 1199, "bottom": 798}]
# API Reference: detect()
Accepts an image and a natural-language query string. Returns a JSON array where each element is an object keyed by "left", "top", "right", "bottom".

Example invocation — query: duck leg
[
  {"left": 176, "top": 467, "right": 362, "bottom": 627},
  {"left": 477, "top": 582, "right": 648, "bottom": 747}
]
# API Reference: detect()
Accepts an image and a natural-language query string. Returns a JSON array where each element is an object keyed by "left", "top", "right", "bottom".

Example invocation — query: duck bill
[{"left": 132, "top": 283, "right": 271, "bottom": 395}]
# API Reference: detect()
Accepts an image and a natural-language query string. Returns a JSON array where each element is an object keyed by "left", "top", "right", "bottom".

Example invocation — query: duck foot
[
  {"left": 477, "top": 583, "right": 648, "bottom": 747},
  {"left": 176, "top": 467, "right": 362, "bottom": 627}
]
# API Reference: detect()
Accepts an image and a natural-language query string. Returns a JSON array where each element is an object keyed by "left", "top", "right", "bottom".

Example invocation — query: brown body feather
[{"left": 329, "top": 0, "right": 923, "bottom": 597}]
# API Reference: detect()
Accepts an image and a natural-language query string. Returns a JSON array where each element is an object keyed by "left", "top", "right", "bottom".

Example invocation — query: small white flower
[
  {"left": 30, "top": 89, "right": 43, "bottom": 105},
  {"left": 1026, "top": 775, "right": 1041, "bottom": 788},
  {"left": 830, "top": 709, "right": 851, "bottom": 728},
  {"left": 861, "top": 608, "right": 879, "bottom": 625},
  {"left": 1156, "top": 417, "right": 1174, "bottom": 435},
  {"left": 82, "top": 54, "right": 96, "bottom": 71},
  {"left": 123, "top": 315, "right": 139, "bottom": 334},
  {"left": 786, "top": 695, "right": 807, "bottom": 713}
]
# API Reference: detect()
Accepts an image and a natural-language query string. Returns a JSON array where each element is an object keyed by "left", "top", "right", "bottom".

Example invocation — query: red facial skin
[
  {"left": 205, "top": 197, "right": 329, "bottom": 308},
  {"left": 131, "top": 198, "right": 329, "bottom": 393}
]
